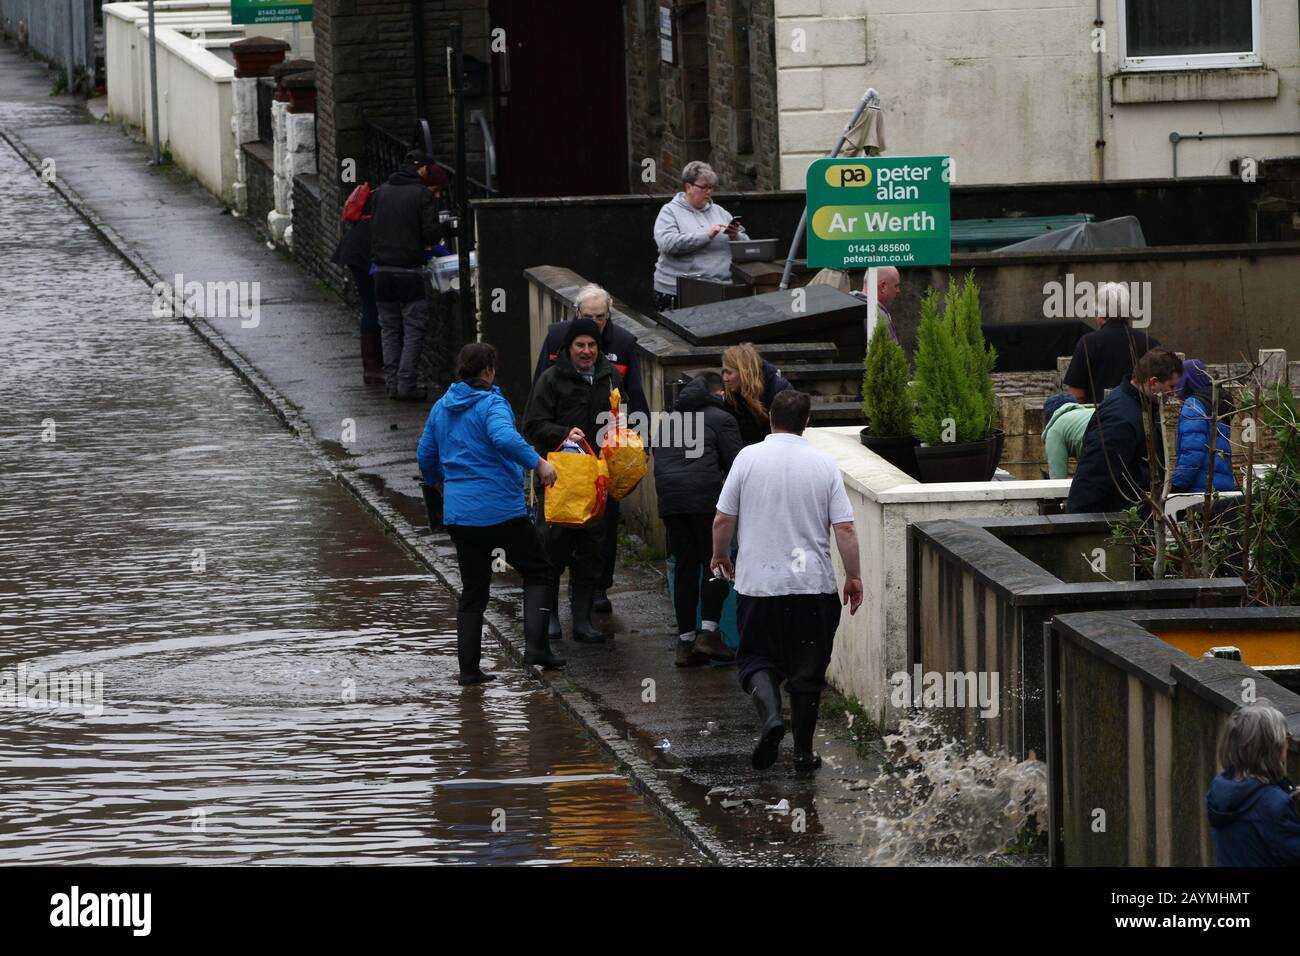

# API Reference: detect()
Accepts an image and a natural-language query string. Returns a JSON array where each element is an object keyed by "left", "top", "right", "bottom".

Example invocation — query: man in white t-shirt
[{"left": 711, "top": 390, "right": 863, "bottom": 774}]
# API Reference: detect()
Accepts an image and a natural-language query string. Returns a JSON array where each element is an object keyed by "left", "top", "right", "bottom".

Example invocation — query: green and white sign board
[
  {"left": 231, "top": 0, "right": 313, "bottom": 25},
  {"left": 805, "top": 156, "right": 952, "bottom": 269}
]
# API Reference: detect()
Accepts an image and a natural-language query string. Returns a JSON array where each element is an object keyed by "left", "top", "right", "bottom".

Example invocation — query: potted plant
[
  {"left": 911, "top": 273, "right": 1001, "bottom": 482},
  {"left": 860, "top": 316, "right": 921, "bottom": 479}
]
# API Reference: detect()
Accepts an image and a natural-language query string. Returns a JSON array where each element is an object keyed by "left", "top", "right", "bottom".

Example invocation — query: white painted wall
[
  {"left": 805, "top": 426, "right": 1070, "bottom": 729},
  {"left": 775, "top": 0, "right": 1300, "bottom": 186},
  {"left": 104, "top": 2, "right": 238, "bottom": 201}
]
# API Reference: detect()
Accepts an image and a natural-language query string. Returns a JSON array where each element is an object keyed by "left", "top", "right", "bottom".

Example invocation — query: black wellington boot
[
  {"left": 523, "top": 584, "right": 566, "bottom": 669},
  {"left": 570, "top": 586, "right": 607, "bottom": 644},
  {"left": 747, "top": 670, "right": 786, "bottom": 770},
  {"left": 790, "top": 692, "right": 822, "bottom": 773},
  {"left": 456, "top": 612, "right": 496, "bottom": 686},
  {"left": 547, "top": 583, "right": 563, "bottom": 641}
]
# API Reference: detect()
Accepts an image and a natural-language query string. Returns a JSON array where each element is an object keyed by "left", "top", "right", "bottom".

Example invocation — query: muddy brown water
[{"left": 0, "top": 136, "right": 698, "bottom": 865}]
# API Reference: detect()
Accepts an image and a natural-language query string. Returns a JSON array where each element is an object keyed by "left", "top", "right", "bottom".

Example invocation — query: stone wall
[
  {"left": 625, "top": 0, "right": 779, "bottom": 193},
  {"left": 291, "top": 174, "right": 349, "bottom": 296},
  {"left": 242, "top": 143, "right": 276, "bottom": 240}
]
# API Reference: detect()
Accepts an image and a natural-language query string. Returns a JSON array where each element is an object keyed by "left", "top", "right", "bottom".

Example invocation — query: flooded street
[{"left": 0, "top": 137, "right": 698, "bottom": 865}]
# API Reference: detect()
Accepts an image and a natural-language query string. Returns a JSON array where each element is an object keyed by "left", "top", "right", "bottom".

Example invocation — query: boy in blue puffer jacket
[
  {"left": 417, "top": 342, "right": 565, "bottom": 683},
  {"left": 1172, "top": 359, "right": 1236, "bottom": 493},
  {"left": 1206, "top": 703, "right": 1300, "bottom": 866}
]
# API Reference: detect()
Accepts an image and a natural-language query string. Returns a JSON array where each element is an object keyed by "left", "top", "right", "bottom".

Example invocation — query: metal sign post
[{"left": 147, "top": 0, "right": 161, "bottom": 165}]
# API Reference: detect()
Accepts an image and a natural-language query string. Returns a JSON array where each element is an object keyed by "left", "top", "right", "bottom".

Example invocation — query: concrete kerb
[{"left": 0, "top": 125, "right": 734, "bottom": 867}]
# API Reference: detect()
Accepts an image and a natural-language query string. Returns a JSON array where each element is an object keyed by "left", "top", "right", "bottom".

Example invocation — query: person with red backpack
[{"left": 332, "top": 183, "right": 382, "bottom": 384}]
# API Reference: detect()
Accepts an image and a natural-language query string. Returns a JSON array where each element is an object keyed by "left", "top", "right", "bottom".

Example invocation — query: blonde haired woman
[{"left": 721, "top": 343, "right": 791, "bottom": 447}]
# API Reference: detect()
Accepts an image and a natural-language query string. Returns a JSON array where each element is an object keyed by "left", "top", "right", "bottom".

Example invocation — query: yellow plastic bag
[
  {"left": 602, "top": 388, "right": 647, "bottom": 501},
  {"left": 544, "top": 436, "right": 609, "bottom": 528}
]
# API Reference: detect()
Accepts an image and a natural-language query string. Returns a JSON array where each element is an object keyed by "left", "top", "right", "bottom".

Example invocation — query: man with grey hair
[
  {"left": 527, "top": 283, "right": 648, "bottom": 618},
  {"left": 1063, "top": 280, "right": 1160, "bottom": 404},
  {"left": 850, "top": 265, "right": 901, "bottom": 344},
  {"left": 652, "top": 161, "right": 748, "bottom": 312}
]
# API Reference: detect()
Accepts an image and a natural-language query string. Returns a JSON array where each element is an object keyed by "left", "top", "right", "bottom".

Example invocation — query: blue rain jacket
[
  {"left": 1206, "top": 774, "right": 1300, "bottom": 867},
  {"left": 417, "top": 381, "right": 539, "bottom": 527},
  {"left": 1172, "top": 391, "right": 1235, "bottom": 493}
]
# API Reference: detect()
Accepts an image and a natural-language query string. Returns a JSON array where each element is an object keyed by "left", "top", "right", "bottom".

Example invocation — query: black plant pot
[
  {"left": 914, "top": 436, "right": 998, "bottom": 483},
  {"left": 859, "top": 427, "right": 921, "bottom": 480},
  {"left": 987, "top": 428, "right": 1006, "bottom": 477}
]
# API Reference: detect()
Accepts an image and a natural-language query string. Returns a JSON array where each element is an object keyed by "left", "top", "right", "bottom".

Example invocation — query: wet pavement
[{"left": 0, "top": 64, "right": 697, "bottom": 865}]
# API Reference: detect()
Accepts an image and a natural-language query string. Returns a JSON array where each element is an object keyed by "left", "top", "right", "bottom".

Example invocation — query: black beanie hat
[{"left": 563, "top": 318, "right": 603, "bottom": 352}]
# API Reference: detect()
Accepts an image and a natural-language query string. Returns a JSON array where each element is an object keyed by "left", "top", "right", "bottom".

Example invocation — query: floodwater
[{"left": 0, "top": 137, "right": 698, "bottom": 865}]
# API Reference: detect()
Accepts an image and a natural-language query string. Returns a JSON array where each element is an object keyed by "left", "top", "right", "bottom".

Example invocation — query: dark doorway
[{"left": 489, "top": 0, "right": 629, "bottom": 197}]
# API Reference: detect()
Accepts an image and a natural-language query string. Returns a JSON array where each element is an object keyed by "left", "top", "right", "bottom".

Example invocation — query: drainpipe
[
  {"left": 1094, "top": 0, "right": 1105, "bottom": 180},
  {"left": 1168, "top": 130, "right": 1300, "bottom": 179},
  {"left": 412, "top": 0, "right": 428, "bottom": 123}
]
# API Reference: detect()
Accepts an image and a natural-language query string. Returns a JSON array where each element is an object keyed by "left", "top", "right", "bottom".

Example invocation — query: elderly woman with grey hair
[
  {"left": 1206, "top": 702, "right": 1300, "bottom": 866},
  {"left": 652, "top": 161, "right": 748, "bottom": 312}
]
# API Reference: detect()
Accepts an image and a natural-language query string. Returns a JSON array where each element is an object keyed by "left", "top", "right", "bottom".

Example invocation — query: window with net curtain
[{"left": 1124, "top": 0, "right": 1257, "bottom": 62}]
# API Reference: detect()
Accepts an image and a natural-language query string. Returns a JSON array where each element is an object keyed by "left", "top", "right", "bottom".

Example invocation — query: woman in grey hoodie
[{"left": 652, "top": 161, "right": 748, "bottom": 311}]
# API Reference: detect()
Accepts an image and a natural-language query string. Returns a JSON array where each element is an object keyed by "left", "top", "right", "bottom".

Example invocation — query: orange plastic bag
[
  {"left": 601, "top": 388, "right": 647, "bottom": 501},
  {"left": 544, "top": 436, "right": 609, "bottom": 527}
]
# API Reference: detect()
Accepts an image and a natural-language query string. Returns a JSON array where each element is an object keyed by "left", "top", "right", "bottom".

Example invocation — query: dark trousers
[
  {"left": 348, "top": 265, "right": 380, "bottom": 335},
  {"left": 375, "top": 269, "right": 427, "bottom": 391},
  {"left": 534, "top": 484, "right": 612, "bottom": 591},
  {"left": 736, "top": 592, "right": 842, "bottom": 694},
  {"left": 664, "top": 512, "right": 728, "bottom": 634},
  {"left": 447, "top": 518, "right": 552, "bottom": 614},
  {"left": 599, "top": 496, "right": 620, "bottom": 589}
]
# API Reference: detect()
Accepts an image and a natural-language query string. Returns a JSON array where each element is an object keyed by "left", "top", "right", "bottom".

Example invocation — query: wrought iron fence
[
  {"left": 361, "top": 118, "right": 497, "bottom": 204},
  {"left": 256, "top": 78, "right": 275, "bottom": 145}
]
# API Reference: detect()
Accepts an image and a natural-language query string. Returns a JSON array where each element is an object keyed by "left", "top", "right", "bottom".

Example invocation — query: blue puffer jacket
[
  {"left": 1171, "top": 388, "right": 1235, "bottom": 493},
  {"left": 416, "top": 380, "right": 540, "bottom": 527},
  {"left": 1206, "top": 774, "right": 1300, "bottom": 866}
]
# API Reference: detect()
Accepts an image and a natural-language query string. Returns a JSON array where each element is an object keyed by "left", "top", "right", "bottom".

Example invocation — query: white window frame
[{"left": 1118, "top": 0, "right": 1262, "bottom": 72}]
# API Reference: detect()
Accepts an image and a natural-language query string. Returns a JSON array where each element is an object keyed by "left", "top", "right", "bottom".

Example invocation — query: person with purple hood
[{"left": 1171, "top": 359, "right": 1237, "bottom": 493}]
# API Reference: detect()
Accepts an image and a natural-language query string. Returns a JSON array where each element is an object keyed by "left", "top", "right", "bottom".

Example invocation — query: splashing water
[{"left": 858, "top": 714, "right": 1048, "bottom": 865}]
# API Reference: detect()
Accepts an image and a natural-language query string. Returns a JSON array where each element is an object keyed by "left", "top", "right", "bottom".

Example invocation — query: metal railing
[{"left": 361, "top": 118, "right": 497, "bottom": 202}]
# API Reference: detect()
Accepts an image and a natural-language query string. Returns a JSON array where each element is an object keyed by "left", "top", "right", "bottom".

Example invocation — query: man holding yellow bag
[{"left": 524, "top": 319, "right": 624, "bottom": 644}]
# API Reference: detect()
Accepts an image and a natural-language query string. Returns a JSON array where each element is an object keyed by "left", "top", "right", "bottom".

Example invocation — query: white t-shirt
[{"left": 715, "top": 433, "right": 855, "bottom": 597}]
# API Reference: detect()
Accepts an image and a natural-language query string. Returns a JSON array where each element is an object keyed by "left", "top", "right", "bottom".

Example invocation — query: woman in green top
[{"left": 1042, "top": 402, "right": 1095, "bottom": 479}]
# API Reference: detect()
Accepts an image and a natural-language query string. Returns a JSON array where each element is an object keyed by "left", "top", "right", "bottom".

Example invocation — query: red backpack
[{"left": 341, "top": 182, "right": 373, "bottom": 223}]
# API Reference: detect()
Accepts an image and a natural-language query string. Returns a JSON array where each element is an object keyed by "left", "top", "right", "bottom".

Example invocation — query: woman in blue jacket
[
  {"left": 1206, "top": 703, "right": 1300, "bottom": 866},
  {"left": 417, "top": 343, "right": 564, "bottom": 684},
  {"left": 1172, "top": 359, "right": 1236, "bottom": 493}
]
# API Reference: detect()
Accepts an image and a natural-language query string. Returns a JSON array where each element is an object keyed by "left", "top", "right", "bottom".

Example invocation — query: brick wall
[
  {"left": 243, "top": 143, "right": 276, "bottom": 240},
  {"left": 625, "top": 0, "right": 779, "bottom": 194},
  {"left": 292, "top": 173, "right": 350, "bottom": 296}
]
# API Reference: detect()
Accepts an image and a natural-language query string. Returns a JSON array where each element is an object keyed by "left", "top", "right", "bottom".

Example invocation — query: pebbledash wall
[{"left": 774, "top": 0, "right": 1300, "bottom": 186}]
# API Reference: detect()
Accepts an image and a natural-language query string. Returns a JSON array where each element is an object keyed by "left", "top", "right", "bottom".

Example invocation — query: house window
[{"left": 1119, "top": 0, "right": 1261, "bottom": 71}]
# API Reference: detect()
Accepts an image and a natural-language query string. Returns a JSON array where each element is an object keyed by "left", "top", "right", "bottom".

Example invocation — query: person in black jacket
[
  {"left": 331, "top": 203, "right": 382, "bottom": 385},
  {"left": 721, "top": 343, "right": 792, "bottom": 447},
  {"left": 527, "top": 284, "right": 648, "bottom": 615},
  {"left": 655, "top": 372, "right": 743, "bottom": 667},
  {"left": 523, "top": 319, "right": 624, "bottom": 644},
  {"left": 1065, "top": 348, "right": 1182, "bottom": 515},
  {"left": 370, "top": 150, "right": 443, "bottom": 401}
]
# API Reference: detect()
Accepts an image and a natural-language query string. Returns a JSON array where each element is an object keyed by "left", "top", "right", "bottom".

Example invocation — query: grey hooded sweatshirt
[{"left": 652, "top": 192, "right": 749, "bottom": 296}]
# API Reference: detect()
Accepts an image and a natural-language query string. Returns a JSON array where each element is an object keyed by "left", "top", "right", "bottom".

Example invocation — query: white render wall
[
  {"left": 104, "top": 2, "right": 237, "bottom": 201},
  {"left": 805, "top": 426, "right": 1070, "bottom": 730},
  {"left": 775, "top": 0, "right": 1300, "bottom": 187}
]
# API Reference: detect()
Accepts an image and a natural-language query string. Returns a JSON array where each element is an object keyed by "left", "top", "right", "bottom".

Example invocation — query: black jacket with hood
[
  {"left": 653, "top": 375, "right": 744, "bottom": 516},
  {"left": 725, "top": 359, "right": 792, "bottom": 447},
  {"left": 369, "top": 165, "right": 441, "bottom": 268},
  {"left": 530, "top": 318, "right": 648, "bottom": 419},
  {"left": 523, "top": 349, "right": 624, "bottom": 458},
  {"left": 1206, "top": 773, "right": 1300, "bottom": 866}
]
